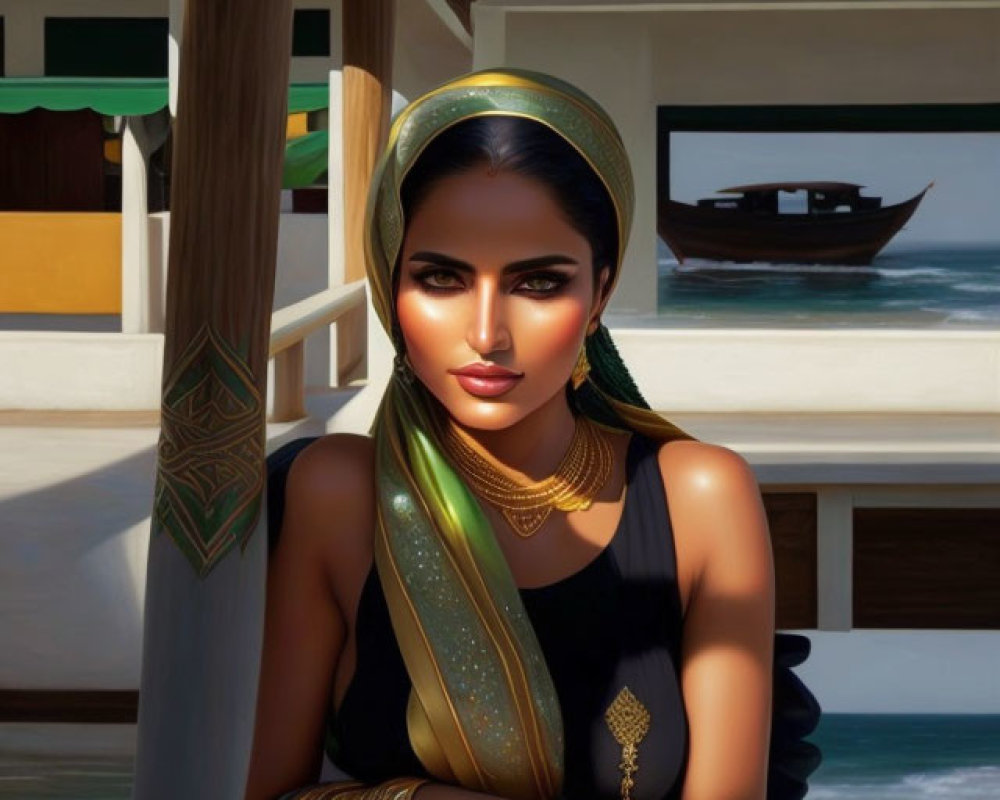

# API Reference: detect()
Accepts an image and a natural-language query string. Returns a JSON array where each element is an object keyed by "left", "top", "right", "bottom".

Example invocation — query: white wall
[
  {"left": 393, "top": 0, "right": 474, "bottom": 101},
  {"left": 4, "top": 326, "right": 999, "bottom": 412},
  {"left": 613, "top": 328, "right": 1000, "bottom": 413},
  {"left": 0, "top": 424, "right": 156, "bottom": 690}
]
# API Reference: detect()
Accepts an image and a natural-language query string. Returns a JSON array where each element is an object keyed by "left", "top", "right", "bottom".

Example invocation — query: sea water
[
  {"left": 645, "top": 241, "right": 1000, "bottom": 329},
  {"left": 807, "top": 713, "right": 1000, "bottom": 799},
  {"left": 2, "top": 714, "right": 998, "bottom": 798}
]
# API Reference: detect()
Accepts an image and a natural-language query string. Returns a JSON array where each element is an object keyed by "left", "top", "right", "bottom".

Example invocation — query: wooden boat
[{"left": 658, "top": 181, "right": 933, "bottom": 266}]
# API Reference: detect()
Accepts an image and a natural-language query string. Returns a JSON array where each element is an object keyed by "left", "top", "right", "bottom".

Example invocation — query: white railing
[{"left": 268, "top": 279, "right": 367, "bottom": 422}]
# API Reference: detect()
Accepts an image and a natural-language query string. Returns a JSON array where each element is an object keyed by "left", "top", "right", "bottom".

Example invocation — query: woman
[{"left": 246, "top": 68, "right": 794, "bottom": 800}]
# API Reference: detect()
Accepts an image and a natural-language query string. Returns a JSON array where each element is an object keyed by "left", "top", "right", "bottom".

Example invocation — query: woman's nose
[{"left": 466, "top": 278, "right": 511, "bottom": 355}]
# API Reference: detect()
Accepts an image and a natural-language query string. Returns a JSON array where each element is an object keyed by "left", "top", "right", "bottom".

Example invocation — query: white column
[
  {"left": 168, "top": 0, "right": 185, "bottom": 117},
  {"left": 121, "top": 117, "right": 151, "bottom": 335},
  {"left": 327, "top": 70, "right": 346, "bottom": 386},
  {"left": 616, "top": 25, "right": 658, "bottom": 316},
  {"left": 816, "top": 487, "right": 854, "bottom": 631},
  {"left": 327, "top": 71, "right": 346, "bottom": 290}
]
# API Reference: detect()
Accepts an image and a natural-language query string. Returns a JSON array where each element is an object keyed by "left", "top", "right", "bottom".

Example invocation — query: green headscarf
[{"left": 364, "top": 67, "right": 696, "bottom": 800}]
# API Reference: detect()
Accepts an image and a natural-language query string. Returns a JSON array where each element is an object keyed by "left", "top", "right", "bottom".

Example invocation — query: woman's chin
[
  {"left": 421, "top": 380, "right": 567, "bottom": 432},
  {"left": 444, "top": 402, "right": 528, "bottom": 432}
]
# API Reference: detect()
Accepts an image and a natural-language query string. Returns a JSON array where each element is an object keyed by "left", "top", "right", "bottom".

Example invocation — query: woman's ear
[{"left": 587, "top": 265, "right": 613, "bottom": 335}]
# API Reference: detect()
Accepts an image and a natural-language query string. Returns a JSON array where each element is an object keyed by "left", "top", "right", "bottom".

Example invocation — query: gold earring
[{"left": 571, "top": 344, "right": 591, "bottom": 390}]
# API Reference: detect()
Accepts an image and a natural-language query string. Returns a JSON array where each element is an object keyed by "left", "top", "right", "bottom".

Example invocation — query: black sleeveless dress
[{"left": 324, "top": 433, "right": 689, "bottom": 800}]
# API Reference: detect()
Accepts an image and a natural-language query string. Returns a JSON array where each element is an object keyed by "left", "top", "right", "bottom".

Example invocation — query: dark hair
[{"left": 397, "top": 115, "right": 619, "bottom": 279}]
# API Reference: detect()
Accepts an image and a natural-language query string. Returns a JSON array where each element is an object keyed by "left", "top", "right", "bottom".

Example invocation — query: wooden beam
[
  {"left": 764, "top": 492, "right": 819, "bottom": 630},
  {"left": 854, "top": 507, "right": 1000, "bottom": 628},
  {"left": 342, "top": 0, "right": 395, "bottom": 283}
]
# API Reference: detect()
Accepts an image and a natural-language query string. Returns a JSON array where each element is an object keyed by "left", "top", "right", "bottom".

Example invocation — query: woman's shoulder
[
  {"left": 288, "top": 432, "right": 375, "bottom": 487},
  {"left": 648, "top": 437, "right": 770, "bottom": 607},
  {"left": 652, "top": 437, "right": 757, "bottom": 489},
  {"left": 284, "top": 433, "right": 376, "bottom": 523},
  {"left": 282, "top": 433, "right": 377, "bottom": 603}
]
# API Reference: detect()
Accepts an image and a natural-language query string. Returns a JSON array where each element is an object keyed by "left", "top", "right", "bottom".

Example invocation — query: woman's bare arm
[
  {"left": 245, "top": 436, "right": 370, "bottom": 800},
  {"left": 659, "top": 441, "right": 775, "bottom": 800}
]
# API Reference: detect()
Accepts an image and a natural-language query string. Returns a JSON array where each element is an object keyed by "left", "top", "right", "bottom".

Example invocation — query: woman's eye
[
  {"left": 417, "top": 269, "right": 463, "bottom": 291},
  {"left": 517, "top": 273, "right": 567, "bottom": 294}
]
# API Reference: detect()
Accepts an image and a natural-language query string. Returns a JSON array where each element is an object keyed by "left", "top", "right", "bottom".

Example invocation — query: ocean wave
[
  {"left": 873, "top": 267, "right": 953, "bottom": 278},
  {"left": 952, "top": 282, "right": 1000, "bottom": 294},
  {"left": 809, "top": 765, "right": 1000, "bottom": 799},
  {"left": 938, "top": 306, "right": 1000, "bottom": 322},
  {"left": 881, "top": 299, "right": 926, "bottom": 307}
]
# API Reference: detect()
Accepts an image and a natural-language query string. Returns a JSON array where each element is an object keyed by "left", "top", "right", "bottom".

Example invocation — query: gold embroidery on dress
[{"left": 604, "top": 686, "right": 651, "bottom": 800}]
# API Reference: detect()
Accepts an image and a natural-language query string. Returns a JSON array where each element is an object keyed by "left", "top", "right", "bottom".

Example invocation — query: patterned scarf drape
[{"left": 364, "top": 67, "right": 697, "bottom": 800}]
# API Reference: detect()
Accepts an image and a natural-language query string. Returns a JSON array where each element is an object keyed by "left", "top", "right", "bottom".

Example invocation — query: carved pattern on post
[{"left": 153, "top": 322, "right": 265, "bottom": 576}]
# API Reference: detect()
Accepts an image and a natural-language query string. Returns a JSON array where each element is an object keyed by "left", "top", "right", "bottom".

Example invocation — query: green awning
[
  {"left": 282, "top": 130, "right": 328, "bottom": 189},
  {"left": 0, "top": 77, "right": 329, "bottom": 115},
  {"left": 287, "top": 84, "right": 329, "bottom": 113},
  {"left": 0, "top": 77, "right": 168, "bottom": 115}
]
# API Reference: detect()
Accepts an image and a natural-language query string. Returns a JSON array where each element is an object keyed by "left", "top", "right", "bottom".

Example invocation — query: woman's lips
[
  {"left": 453, "top": 373, "right": 523, "bottom": 397},
  {"left": 448, "top": 363, "right": 524, "bottom": 398}
]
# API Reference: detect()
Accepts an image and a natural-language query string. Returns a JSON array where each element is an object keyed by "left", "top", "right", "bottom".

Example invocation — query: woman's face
[{"left": 396, "top": 165, "right": 610, "bottom": 431}]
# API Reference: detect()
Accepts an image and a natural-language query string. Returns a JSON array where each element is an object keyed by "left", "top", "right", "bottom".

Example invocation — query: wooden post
[
  {"left": 151, "top": 0, "right": 293, "bottom": 573},
  {"left": 133, "top": 0, "right": 294, "bottom": 797},
  {"left": 337, "top": 0, "right": 395, "bottom": 385},
  {"left": 342, "top": 0, "right": 395, "bottom": 284}
]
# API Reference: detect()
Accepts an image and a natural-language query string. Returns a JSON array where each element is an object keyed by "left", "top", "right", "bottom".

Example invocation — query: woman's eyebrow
[{"left": 408, "top": 251, "right": 579, "bottom": 274}]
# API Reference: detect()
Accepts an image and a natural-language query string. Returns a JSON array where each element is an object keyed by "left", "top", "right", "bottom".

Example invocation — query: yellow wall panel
[
  {"left": 286, "top": 112, "right": 309, "bottom": 140},
  {"left": 0, "top": 213, "right": 122, "bottom": 314},
  {"left": 104, "top": 138, "right": 122, "bottom": 165}
]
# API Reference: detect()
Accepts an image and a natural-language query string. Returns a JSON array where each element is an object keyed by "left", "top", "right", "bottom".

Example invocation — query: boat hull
[{"left": 658, "top": 187, "right": 930, "bottom": 266}]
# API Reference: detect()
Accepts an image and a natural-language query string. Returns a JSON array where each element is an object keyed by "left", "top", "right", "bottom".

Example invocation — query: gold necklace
[{"left": 441, "top": 414, "right": 613, "bottom": 538}]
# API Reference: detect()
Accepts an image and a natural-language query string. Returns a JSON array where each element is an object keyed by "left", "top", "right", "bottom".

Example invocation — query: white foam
[
  {"left": 809, "top": 765, "right": 1000, "bottom": 799},
  {"left": 940, "top": 306, "right": 1000, "bottom": 322},
  {"left": 873, "top": 267, "right": 952, "bottom": 278},
  {"left": 953, "top": 282, "right": 1000, "bottom": 294}
]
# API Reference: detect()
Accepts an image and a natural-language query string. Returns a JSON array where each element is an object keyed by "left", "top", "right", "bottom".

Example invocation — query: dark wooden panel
[
  {"left": 0, "top": 109, "right": 104, "bottom": 211},
  {"left": 0, "top": 110, "right": 48, "bottom": 210},
  {"left": 854, "top": 508, "right": 1000, "bottom": 629},
  {"left": 763, "top": 493, "right": 817, "bottom": 629},
  {"left": 0, "top": 690, "right": 138, "bottom": 723},
  {"left": 46, "top": 110, "right": 105, "bottom": 211}
]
